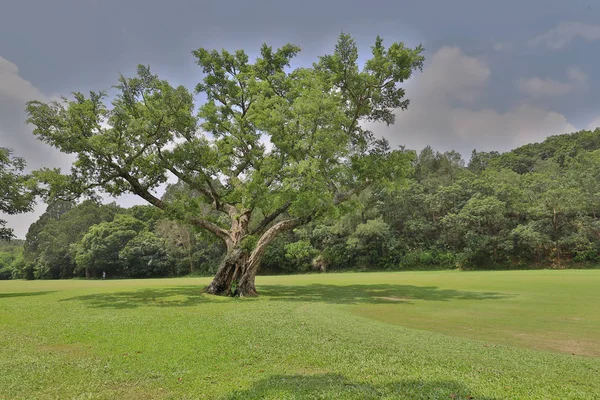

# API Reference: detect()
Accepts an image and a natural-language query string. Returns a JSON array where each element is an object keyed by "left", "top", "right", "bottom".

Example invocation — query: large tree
[{"left": 25, "top": 33, "right": 424, "bottom": 296}]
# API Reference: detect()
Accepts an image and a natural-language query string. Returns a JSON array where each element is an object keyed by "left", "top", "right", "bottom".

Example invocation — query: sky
[{"left": 1, "top": 0, "right": 599, "bottom": 237}]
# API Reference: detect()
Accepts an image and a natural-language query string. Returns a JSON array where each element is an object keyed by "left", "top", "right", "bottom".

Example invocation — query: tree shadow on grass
[
  {"left": 61, "top": 284, "right": 511, "bottom": 309},
  {"left": 258, "top": 284, "right": 512, "bottom": 305},
  {"left": 224, "top": 373, "right": 497, "bottom": 400},
  {"left": 60, "top": 286, "right": 218, "bottom": 309},
  {"left": 0, "top": 291, "right": 57, "bottom": 299}
]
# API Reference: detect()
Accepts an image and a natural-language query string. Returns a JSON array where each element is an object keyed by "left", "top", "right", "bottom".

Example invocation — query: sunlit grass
[{"left": 1, "top": 270, "right": 599, "bottom": 399}]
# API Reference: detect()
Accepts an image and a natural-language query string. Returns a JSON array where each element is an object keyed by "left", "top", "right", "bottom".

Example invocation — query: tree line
[
  {"left": 2, "top": 127, "right": 599, "bottom": 280},
  {"left": 253, "top": 128, "right": 600, "bottom": 272}
]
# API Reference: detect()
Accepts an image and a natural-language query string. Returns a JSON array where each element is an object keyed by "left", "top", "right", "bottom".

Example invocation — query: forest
[{"left": 2, "top": 127, "right": 599, "bottom": 280}]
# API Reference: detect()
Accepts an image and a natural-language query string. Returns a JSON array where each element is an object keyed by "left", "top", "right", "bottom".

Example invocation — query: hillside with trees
[{"left": 264, "top": 128, "right": 600, "bottom": 272}]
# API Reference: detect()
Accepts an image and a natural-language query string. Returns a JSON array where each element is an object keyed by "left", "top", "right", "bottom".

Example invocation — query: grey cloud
[
  {"left": 0, "top": 57, "right": 46, "bottom": 103},
  {"left": 417, "top": 47, "right": 491, "bottom": 103},
  {"left": 518, "top": 67, "right": 588, "bottom": 97},
  {"left": 518, "top": 77, "right": 573, "bottom": 97},
  {"left": 567, "top": 67, "right": 588, "bottom": 83},
  {"left": 0, "top": 56, "right": 71, "bottom": 172},
  {"left": 366, "top": 47, "right": 576, "bottom": 158},
  {"left": 0, "top": 56, "right": 74, "bottom": 238},
  {"left": 529, "top": 21, "right": 600, "bottom": 49},
  {"left": 587, "top": 116, "right": 600, "bottom": 131},
  {"left": 493, "top": 42, "right": 513, "bottom": 51}
]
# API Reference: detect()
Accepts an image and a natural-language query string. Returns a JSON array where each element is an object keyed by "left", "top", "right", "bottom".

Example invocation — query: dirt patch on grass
[
  {"left": 374, "top": 296, "right": 411, "bottom": 302},
  {"left": 351, "top": 304, "right": 600, "bottom": 358},
  {"left": 508, "top": 332, "right": 600, "bottom": 357},
  {"left": 107, "top": 384, "right": 173, "bottom": 400},
  {"left": 39, "top": 343, "right": 90, "bottom": 356},
  {"left": 294, "top": 366, "right": 331, "bottom": 375}
]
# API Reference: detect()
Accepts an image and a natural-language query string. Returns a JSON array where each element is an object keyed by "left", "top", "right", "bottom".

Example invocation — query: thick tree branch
[
  {"left": 333, "top": 182, "right": 371, "bottom": 205},
  {"left": 118, "top": 167, "right": 232, "bottom": 245},
  {"left": 119, "top": 171, "right": 166, "bottom": 210},
  {"left": 248, "top": 217, "right": 303, "bottom": 268},
  {"left": 156, "top": 148, "right": 237, "bottom": 217},
  {"left": 190, "top": 217, "right": 232, "bottom": 244},
  {"left": 250, "top": 200, "right": 292, "bottom": 235},
  {"left": 232, "top": 157, "right": 253, "bottom": 178}
]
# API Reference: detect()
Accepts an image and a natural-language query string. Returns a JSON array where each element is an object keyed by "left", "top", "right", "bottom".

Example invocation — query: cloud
[
  {"left": 0, "top": 56, "right": 75, "bottom": 238},
  {"left": 449, "top": 105, "right": 575, "bottom": 149},
  {"left": 365, "top": 46, "right": 576, "bottom": 157},
  {"left": 0, "top": 56, "right": 68, "bottom": 171},
  {"left": 566, "top": 66, "right": 588, "bottom": 83},
  {"left": 416, "top": 47, "right": 491, "bottom": 103},
  {"left": 518, "top": 77, "right": 573, "bottom": 97},
  {"left": 529, "top": 21, "right": 600, "bottom": 49},
  {"left": 493, "top": 42, "right": 513, "bottom": 51},
  {"left": 517, "top": 67, "right": 588, "bottom": 97},
  {"left": 587, "top": 116, "right": 600, "bottom": 131},
  {"left": 0, "top": 57, "right": 47, "bottom": 103}
]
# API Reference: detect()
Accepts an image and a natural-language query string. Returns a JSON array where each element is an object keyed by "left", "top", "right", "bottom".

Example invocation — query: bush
[{"left": 399, "top": 249, "right": 456, "bottom": 270}]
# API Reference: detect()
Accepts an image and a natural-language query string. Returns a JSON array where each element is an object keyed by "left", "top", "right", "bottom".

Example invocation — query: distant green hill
[{"left": 485, "top": 128, "right": 600, "bottom": 173}]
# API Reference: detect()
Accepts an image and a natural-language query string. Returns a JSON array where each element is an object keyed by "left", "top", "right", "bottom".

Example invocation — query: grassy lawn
[{"left": 0, "top": 270, "right": 599, "bottom": 399}]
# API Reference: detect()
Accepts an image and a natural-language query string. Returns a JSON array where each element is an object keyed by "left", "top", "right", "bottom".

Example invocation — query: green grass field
[{"left": 1, "top": 270, "right": 599, "bottom": 399}]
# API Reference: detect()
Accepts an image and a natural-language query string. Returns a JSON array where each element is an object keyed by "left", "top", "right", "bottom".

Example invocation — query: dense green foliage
[
  {"left": 1, "top": 271, "right": 599, "bottom": 399},
  {"left": 2, "top": 128, "right": 600, "bottom": 280},
  {"left": 0, "top": 239, "right": 25, "bottom": 280},
  {"left": 0, "top": 148, "right": 36, "bottom": 240},
  {"left": 8, "top": 197, "right": 222, "bottom": 280}
]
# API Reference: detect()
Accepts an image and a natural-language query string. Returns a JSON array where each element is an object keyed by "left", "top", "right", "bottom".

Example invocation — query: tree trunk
[
  {"left": 204, "top": 217, "right": 301, "bottom": 297},
  {"left": 234, "top": 218, "right": 300, "bottom": 297},
  {"left": 552, "top": 208, "right": 561, "bottom": 265},
  {"left": 235, "top": 260, "right": 258, "bottom": 297},
  {"left": 205, "top": 249, "right": 259, "bottom": 297},
  {"left": 205, "top": 248, "right": 244, "bottom": 295},
  {"left": 183, "top": 229, "right": 194, "bottom": 274},
  {"left": 205, "top": 211, "right": 251, "bottom": 296}
]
